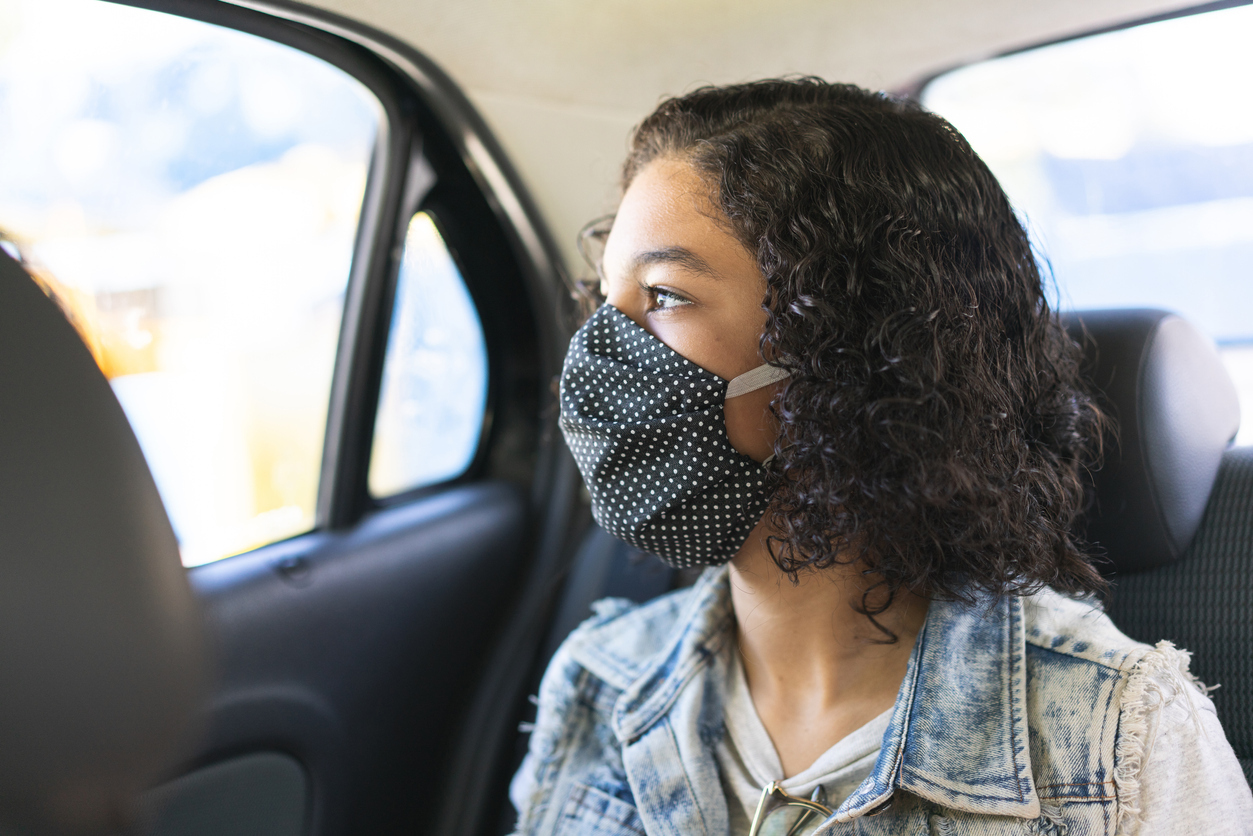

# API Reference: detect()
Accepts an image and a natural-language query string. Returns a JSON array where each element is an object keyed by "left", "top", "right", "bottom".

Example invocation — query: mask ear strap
[{"left": 726, "top": 364, "right": 791, "bottom": 398}]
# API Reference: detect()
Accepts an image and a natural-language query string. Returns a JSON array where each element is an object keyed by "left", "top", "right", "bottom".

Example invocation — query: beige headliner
[{"left": 308, "top": 0, "right": 1191, "bottom": 275}]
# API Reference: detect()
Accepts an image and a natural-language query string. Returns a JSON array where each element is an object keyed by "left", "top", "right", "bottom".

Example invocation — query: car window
[
  {"left": 0, "top": 0, "right": 378, "bottom": 565},
  {"left": 921, "top": 4, "right": 1253, "bottom": 445},
  {"left": 368, "top": 211, "right": 488, "bottom": 498}
]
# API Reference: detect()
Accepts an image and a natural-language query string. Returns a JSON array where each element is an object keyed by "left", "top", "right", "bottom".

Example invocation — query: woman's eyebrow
[{"left": 629, "top": 246, "right": 719, "bottom": 279}]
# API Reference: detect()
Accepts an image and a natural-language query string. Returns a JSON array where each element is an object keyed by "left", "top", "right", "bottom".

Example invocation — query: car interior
[{"left": 0, "top": 0, "right": 1249, "bottom": 834}]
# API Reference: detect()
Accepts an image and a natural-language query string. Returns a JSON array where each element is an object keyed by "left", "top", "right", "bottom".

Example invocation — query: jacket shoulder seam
[
  {"left": 1024, "top": 639, "right": 1153, "bottom": 673},
  {"left": 565, "top": 587, "right": 700, "bottom": 685},
  {"left": 1022, "top": 590, "right": 1153, "bottom": 672}
]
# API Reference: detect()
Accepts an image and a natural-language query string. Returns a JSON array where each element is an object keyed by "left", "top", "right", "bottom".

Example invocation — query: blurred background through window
[
  {"left": 369, "top": 212, "right": 488, "bottom": 499},
  {"left": 923, "top": 4, "right": 1253, "bottom": 445},
  {"left": 0, "top": 0, "right": 378, "bottom": 564}
]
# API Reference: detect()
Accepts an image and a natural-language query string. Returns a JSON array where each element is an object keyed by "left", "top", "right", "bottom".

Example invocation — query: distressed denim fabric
[{"left": 510, "top": 566, "right": 1252, "bottom": 835}]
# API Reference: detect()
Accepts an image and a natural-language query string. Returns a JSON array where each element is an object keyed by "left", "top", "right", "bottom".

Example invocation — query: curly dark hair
[{"left": 612, "top": 78, "right": 1107, "bottom": 617}]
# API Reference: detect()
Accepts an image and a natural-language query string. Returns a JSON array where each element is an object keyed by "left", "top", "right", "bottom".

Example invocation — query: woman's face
[{"left": 601, "top": 156, "right": 779, "bottom": 462}]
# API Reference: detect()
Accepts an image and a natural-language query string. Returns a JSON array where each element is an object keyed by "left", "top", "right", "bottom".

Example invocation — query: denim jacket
[{"left": 510, "top": 566, "right": 1249, "bottom": 835}]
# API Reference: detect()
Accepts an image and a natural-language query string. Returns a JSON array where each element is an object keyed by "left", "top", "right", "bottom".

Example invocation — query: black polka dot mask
[{"left": 559, "top": 304, "right": 790, "bottom": 568}]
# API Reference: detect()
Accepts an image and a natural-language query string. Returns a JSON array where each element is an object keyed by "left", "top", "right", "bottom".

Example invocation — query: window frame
[
  {"left": 107, "top": 0, "right": 571, "bottom": 533},
  {"left": 366, "top": 205, "right": 494, "bottom": 506}
]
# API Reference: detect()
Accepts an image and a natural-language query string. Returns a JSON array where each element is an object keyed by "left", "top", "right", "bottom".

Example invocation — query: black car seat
[
  {"left": 0, "top": 250, "right": 208, "bottom": 834},
  {"left": 1064, "top": 309, "right": 1248, "bottom": 784},
  {"left": 541, "top": 307, "right": 1250, "bottom": 787}
]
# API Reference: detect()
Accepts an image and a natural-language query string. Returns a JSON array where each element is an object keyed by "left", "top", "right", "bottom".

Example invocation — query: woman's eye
[{"left": 649, "top": 288, "right": 692, "bottom": 311}]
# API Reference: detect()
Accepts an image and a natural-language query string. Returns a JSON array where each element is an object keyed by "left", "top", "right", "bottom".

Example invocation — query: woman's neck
[{"left": 728, "top": 522, "right": 928, "bottom": 778}]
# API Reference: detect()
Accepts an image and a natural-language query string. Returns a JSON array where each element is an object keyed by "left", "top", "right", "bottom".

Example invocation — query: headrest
[
  {"left": 0, "top": 251, "right": 208, "bottom": 833},
  {"left": 1065, "top": 309, "right": 1241, "bottom": 575}
]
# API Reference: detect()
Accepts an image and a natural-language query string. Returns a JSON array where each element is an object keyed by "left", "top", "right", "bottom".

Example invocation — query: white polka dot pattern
[{"left": 558, "top": 304, "right": 771, "bottom": 568}]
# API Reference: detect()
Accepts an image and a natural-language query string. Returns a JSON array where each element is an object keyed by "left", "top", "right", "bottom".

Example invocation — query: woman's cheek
[{"left": 724, "top": 383, "right": 781, "bottom": 462}]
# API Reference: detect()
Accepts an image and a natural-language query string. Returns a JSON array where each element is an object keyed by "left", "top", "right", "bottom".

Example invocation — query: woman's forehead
[
  {"left": 616, "top": 158, "right": 714, "bottom": 234},
  {"left": 604, "top": 158, "right": 747, "bottom": 279}
]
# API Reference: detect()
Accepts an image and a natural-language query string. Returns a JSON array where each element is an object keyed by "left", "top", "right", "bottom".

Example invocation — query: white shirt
[{"left": 715, "top": 646, "right": 892, "bottom": 834}]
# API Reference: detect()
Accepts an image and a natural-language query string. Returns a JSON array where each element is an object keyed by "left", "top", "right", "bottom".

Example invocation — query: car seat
[
  {"left": 542, "top": 307, "right": 1250, "bottom": 787},
  {"left": 1064, "top": 309, "right": 1248, "bottom": 785},
  {"left": 0, "top": 250, "right": 208, "bottom": 834}
]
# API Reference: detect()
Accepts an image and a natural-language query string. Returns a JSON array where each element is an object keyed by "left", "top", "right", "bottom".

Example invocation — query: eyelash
[{"left": 646, "top": 286, "right": 692, "bottom": 312}]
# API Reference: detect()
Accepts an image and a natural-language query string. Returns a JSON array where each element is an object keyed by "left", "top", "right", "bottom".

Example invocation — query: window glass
[
  {"left": 0, "top": 0, "right": 380, "bottom": 564},
  {"left": 922, "top": 5, "right": 1253, "bottom": 444},
  {"left": 369, "top": 213, "right": 488, "bottom": 497}
]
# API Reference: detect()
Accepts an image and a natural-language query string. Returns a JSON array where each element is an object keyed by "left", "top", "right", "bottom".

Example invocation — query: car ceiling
[{"left": 304, "top": 0, "right": 1193, "bottom": 278}]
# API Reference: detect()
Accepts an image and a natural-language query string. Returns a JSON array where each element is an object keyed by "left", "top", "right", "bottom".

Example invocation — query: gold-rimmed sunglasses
[{"left": 747, "top": 782, "right": 833, "bottom": 836}]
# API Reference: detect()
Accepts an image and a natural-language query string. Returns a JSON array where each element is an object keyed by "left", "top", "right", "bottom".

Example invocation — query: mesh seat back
[{"left": 1104, "top": 447, "right": 1253, "bottom": 785}]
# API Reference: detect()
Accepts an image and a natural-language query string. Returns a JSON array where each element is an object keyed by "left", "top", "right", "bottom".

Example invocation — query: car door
[{"left": 0, "top": 1, "right": 584, "bottom": 834}]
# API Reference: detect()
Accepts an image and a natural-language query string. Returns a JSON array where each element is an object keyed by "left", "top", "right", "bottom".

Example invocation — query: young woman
[{"left": 511, "top": 79, "right": 1251, "bottom": 835}]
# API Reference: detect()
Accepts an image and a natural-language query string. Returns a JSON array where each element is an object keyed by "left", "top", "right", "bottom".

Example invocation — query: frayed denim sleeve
[
  {"left": 1114, "top": 643, "right": 1253, "bottom": 834},
  {"left": 508, "top": 601, "right": 638, "bottom": 836},
  {"left": 508, "top": 639, "right": 589, "bottom": 835},
  {"left": 507, "top": 751, "right": 538, "bottom": 834}
]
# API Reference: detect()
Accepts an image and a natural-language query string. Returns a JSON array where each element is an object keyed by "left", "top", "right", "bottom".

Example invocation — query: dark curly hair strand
[{"left": 619, "top": 78, "right": 1107, "bottom": 624}]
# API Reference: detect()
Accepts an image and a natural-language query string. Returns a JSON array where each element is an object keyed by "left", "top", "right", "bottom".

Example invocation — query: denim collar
[{"left": 570, "top": 565, "right": 1043, "bottom": 821}]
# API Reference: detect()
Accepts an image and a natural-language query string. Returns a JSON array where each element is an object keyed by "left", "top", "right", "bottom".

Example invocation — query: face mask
[{"left": 559, "top": 304, "right": 789, "bottom": 568}]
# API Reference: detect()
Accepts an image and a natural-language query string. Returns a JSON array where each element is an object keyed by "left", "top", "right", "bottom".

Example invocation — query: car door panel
[{"left": 181, "top": 482, "right": 528, "bottom": 834}]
